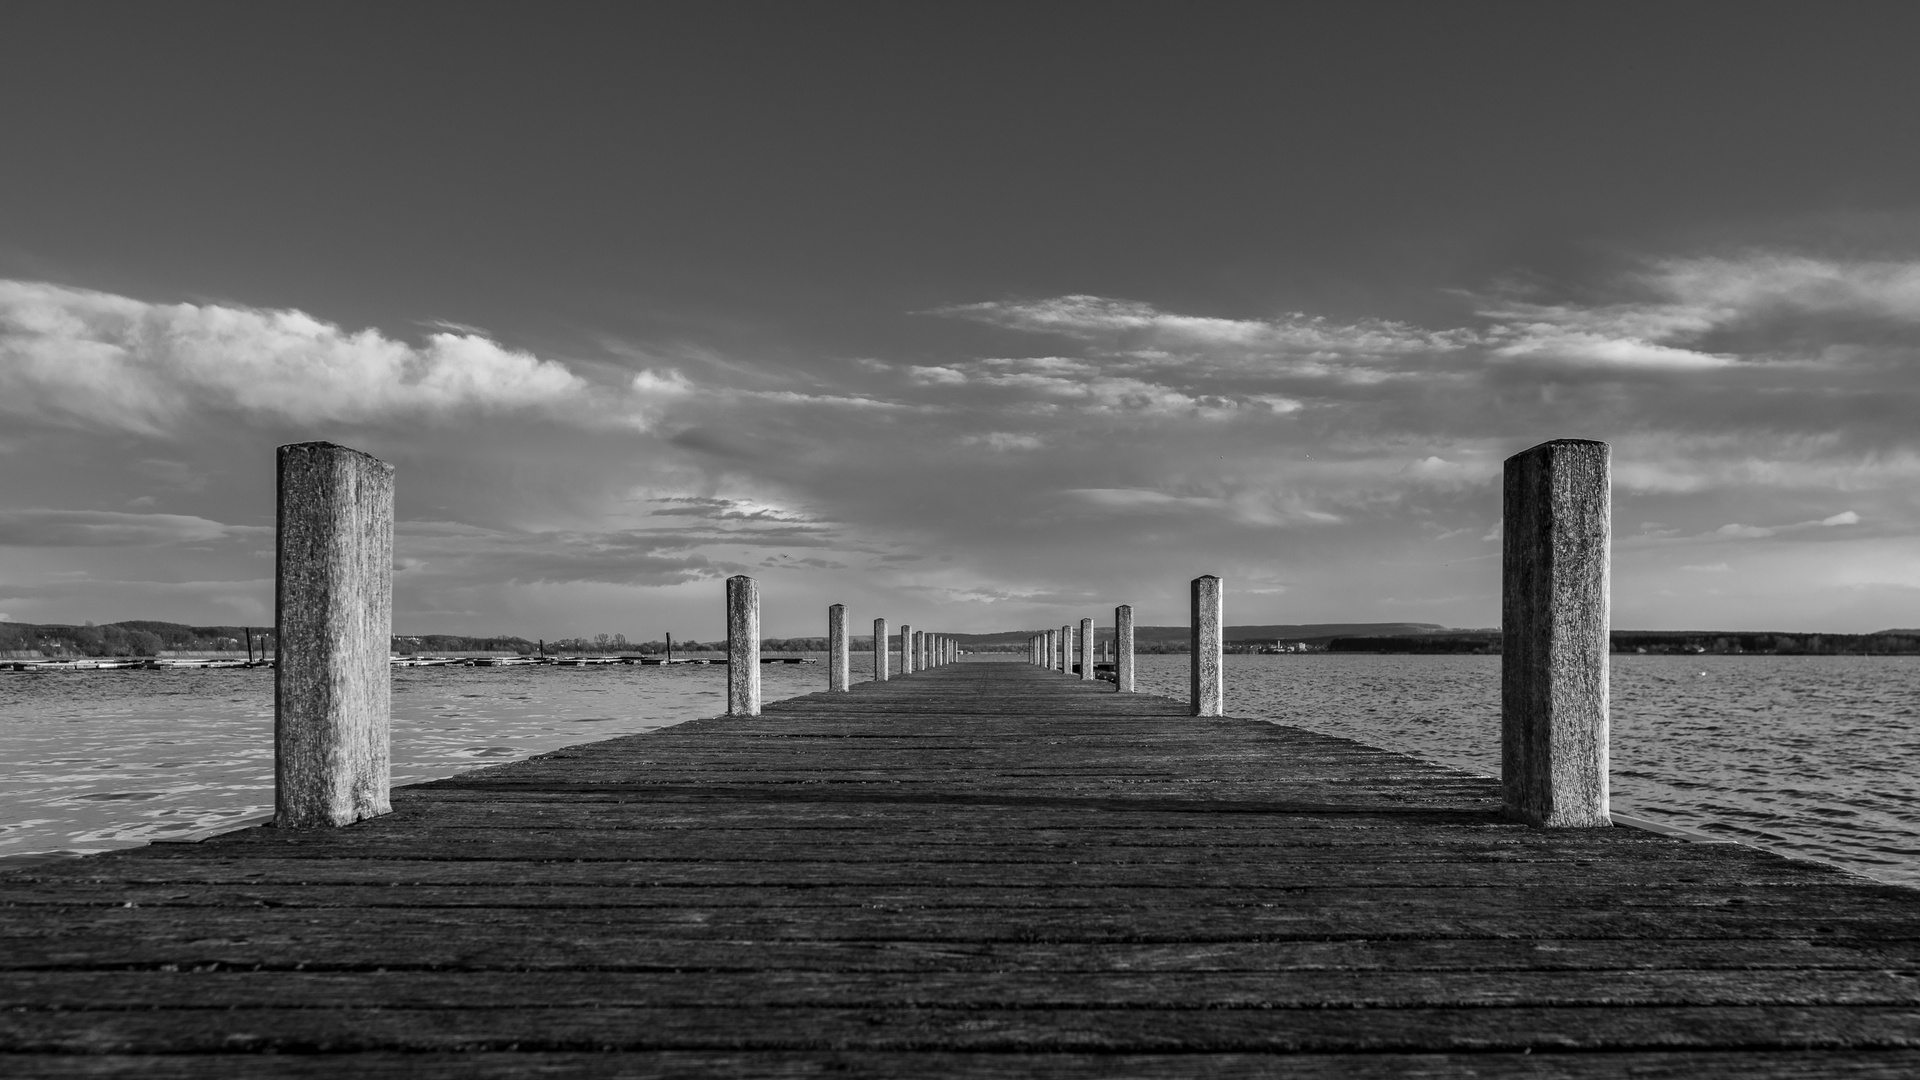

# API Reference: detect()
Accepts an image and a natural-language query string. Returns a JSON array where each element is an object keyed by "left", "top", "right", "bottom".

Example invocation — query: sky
[{"left": 3, "top": 2, "right": 1919, "bottom": 639}]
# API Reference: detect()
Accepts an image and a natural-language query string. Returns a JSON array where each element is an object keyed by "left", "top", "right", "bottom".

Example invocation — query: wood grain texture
[
  {"left": 1079, "top": 618, "right": 1094, "bottom": 681},
  {"left": 1116, "top": 604, "right": 1135, "bottom": 693},
  {"left": 5, "top": 662, "right": 1919, "bottom": 1077},
  {"left": 872, "top": 618, "right": 889, "bottom": 682},
  {"left": 828, "top": 605, "right": 848, "bottom": 692},
  {"left": 727, "top": 576, "right": 759, "bottom": 716},
  {"left": 1191, "top": 575, "right": 1223, "bottom": 716},
  {"left": 1502, "top": 439, "right": 1611, "bottom": 828},
  {"left": 273, "top": 441, "right": 393, "bottom": 828}
]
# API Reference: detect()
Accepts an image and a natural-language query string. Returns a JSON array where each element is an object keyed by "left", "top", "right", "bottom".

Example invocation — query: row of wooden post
[
  {"left": 270, "top": 437, "right": 1609, "bottom": 832},
  {"left": 726, "top": 592, "right": 958, "bottom": 718},
  {"left": 1022, "top": 440, "right": 1606, "bottom": 827}
]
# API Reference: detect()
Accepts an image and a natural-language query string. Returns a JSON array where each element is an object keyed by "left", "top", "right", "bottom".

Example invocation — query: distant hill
[{"left": 1329, "top": 629, "right": 1920, "bottom": 655}]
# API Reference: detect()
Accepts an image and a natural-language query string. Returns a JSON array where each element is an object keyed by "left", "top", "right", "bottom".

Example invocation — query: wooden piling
[
  {"left": 827, "top": 604, "right": 848, "bottom": 692},
  {"left": 1116, "top": 603, "right": 1135, "bottom": 692},
  {"left": 1079, "top": 617, "right": 1094, "bottom": 680},
  {"left": 1044, "top": 629, "right": 1055, "bottom": 671},
  {"left": 273, "top": 441, "right": 394, "bottom": 828},
  {"left": 726, "top": 575, "right": 760, "bottom": 716},
  {"left": 1502, "top": 439, "right": 1611, "bottom": 828},
  {"left": 1190, "top": 575, "right": 1222, "bottom": 717},
  {"left": 872, "top": 618, "right": 889, "bottom": 681},
  {"left": 899, "top": 623, "right": 913, "bottom": 675}
]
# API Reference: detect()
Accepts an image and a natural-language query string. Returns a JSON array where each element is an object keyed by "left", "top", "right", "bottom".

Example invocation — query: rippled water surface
[
  {"left": 0, "top": 657, "right": 854, "bottom": 859},
  {"left": 1133, "top": 653, "right": 1920, "bottom": 886},
  {"left": 7, "top": 653, "right": 1919, "bottom": 888}
]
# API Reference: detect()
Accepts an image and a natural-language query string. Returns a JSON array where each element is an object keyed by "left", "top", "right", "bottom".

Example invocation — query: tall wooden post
[
  {"left": 828, "top": 603, "right": 849, "bottom": 692},
  {"left": 913, "top": 630, "right": 924, "bottom": 673},
  {"left": 1044, "top": 629, "right": 1055, "bottom": 670},
  {"left": 1191, "top": 575, "right": 1222, "bottom": 717},
  {"left": 1057, "top": 624, "right": 1069, "bottom": 672},
  {"left": 899, "top": 623, "right": 914, "bottom": 675},
  {"left": 1502, "top": 439, "right": 1611, "bottom": 828},
  {"left": 873, "top": 618, "right": 889, "bottom": 681},
  {"left": 274, "top": 442, "right": 394, "bottom": 828},
  {"left": 727, "top": 575, "right": 760, "bottom": 716},
  {"left": 1079, "top": 617, "right": 1094, "bottom": 680},
  {"left": 1116, "top": 604, "right": 1135, "bottom": 693}
]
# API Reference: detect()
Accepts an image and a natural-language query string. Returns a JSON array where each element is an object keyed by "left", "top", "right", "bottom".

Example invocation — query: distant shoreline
[{"left": 5, "top": 619, "right": 1917, "bottom": 660}]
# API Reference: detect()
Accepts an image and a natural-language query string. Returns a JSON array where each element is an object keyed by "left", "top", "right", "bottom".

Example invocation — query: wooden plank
[
  {"left": 9, "top": 1003, "right": 1920, "bottom": 1053},
  {"left": 6, "top": 1051, "right": 1920, "bottom": 1079},
  {"left": 5, "top": 661, "right": 1920, "bottom": 1074}
]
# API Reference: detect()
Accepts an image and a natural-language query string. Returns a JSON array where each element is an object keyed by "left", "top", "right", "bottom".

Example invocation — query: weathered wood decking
[{"left": 6, "top": 662, "right": 1920, "bottom": 1077}]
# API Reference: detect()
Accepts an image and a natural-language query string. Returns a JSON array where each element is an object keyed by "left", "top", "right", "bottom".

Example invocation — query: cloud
[
  {"left": 1065, "top": 488, "right": 1224, "bottom": 513},
  {"left": 647, "top": 496, "right": 824, "bottom": 525},
  {"left": 959, "top": 432, "right": 1044, "bottom": 451},
  {"left": 1651, "top": 255, "right": 1920, "bottom": 323},
  {"left": 937, "top": 295, "right": 1474, "bottom": 359},
  {"left": 1483, "top": 321, "right": 1734, "bottom": 369},
  {"left": 0, "top": 509, "right": 259, "bottom": 547},
  {"left": 0, "top": 280, "right": 692, "bottom": 436},
  {"left": 1710, "top": 510, "right": 1861, "bottom": 540}
]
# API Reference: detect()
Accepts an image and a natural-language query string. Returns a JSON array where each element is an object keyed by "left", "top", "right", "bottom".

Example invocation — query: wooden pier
[{"left": 7, "top": 662, "right": 1920, "bottom": 1077}]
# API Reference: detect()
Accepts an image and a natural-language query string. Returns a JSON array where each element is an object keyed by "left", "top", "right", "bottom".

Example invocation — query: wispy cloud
[
  {"left": 0, "top": 509, "right": 262, "bottom": 547},
  {"left": 0, "top": 281, "right": 687, "bottom": 435}
]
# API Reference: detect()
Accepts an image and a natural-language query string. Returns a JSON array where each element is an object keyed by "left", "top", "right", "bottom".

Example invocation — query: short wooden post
[
  {"left": 828, "top": 604, "right": 849, "bottom": 691},
  {"left": 1079, "top": 617, "right": 1094, "bottom": 680},
  {"left": 727, "top": 575, "right": 760, "bottom": 716},
  {"left": 1044, "top": 629, "right": 1054, "bottom": 671},
  {"left": 274, "top": 441, "right": 394, "bottom": 828},
  {"left": 1060, "top": 624, "right": 1072, "bottom": 672},
  {"left": 899, "top": 623, "right": 913, "bottom": 674},
  {"left": 1191, "top": 575, "right": 1222, "bottom": 717},
  {"left": 1502, "top": 439, "right": 1612, "bottom": 828},
  {"left": 913, "top": 630, "right": 924, "bottom": 672},
  {"left": 1115, "top": 604, "right": 1135, "bottom": 693},
  {"left": 873, "top": 618, "right": 889, "bottom": 681}
]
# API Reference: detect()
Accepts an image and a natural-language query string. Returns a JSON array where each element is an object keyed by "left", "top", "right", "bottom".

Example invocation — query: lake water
[
  {"left": 1134, "top": 653, "right": 1920, "bottom": 887},
  {"left": 4, "top": 653, "right": 1917, "bottom": 888}
]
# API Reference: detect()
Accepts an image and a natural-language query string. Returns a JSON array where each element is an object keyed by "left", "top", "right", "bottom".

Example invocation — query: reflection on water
[
  {"left": 0, "top": 656, "right": 858, "bottom": 858},
  {"left": 1133, "top": 653, "right": 1920, "bottom": 887}
]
